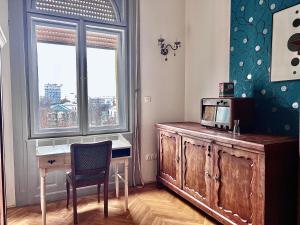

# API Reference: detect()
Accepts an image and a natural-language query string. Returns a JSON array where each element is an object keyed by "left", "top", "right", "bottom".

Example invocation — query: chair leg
[
  {"left": 72, "top": 186, "right": 78, "bottom": 224},
  {"left": 104, "top": 181, "right": 108, "bottom": 217},
  {"left": 66, "top": 180, "right": 70, "bottom": 208},
  {"left": 97, "top": 184, "right": 101, "bottom": 203}
]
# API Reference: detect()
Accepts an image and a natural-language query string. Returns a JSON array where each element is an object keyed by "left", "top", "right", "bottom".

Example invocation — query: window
[
  {"left": 87, "top": 29, "right": 119, "bottom": 128},
  {"left": 33, "top": 24, "right": 79, "bottom": 132},
  {"left": 27, "top": 0, "right": 128, "bottom": 137}
]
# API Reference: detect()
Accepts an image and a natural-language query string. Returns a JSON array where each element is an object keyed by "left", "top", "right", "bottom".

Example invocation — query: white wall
[
  {"left": 185, "top": 0, "right": 231, "bottom": 121},
  {"left": 139, "top": 0, "right": 231, "bottom": 183},
  {"left": 140, "top": 0, "right": 186, "bottom": 182},
  {"left": 0, "top": 0, "right": 16, "bottom": 207}
]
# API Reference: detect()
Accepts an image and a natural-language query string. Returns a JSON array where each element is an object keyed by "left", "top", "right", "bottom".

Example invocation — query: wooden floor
[{"left": 8, "top": 185, "right": 217, "bottom": 225}]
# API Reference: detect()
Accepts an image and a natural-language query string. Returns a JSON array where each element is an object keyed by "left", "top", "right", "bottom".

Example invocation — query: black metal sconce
[{"left": 158, "top": 37, "right": 181, "bottom": 61}]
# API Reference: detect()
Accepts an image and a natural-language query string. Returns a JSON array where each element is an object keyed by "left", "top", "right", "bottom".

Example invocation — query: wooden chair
[{"left": 66, "top": 141, "right": 112, "bottom": 224}]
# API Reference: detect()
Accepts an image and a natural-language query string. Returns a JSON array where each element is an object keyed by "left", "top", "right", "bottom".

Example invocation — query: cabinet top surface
[{"left": 156, "top": 122, "right": 298, "bottom": 151}]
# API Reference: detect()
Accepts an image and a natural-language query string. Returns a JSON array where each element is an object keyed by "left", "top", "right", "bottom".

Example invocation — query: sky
[{"left": 37, "top": 42, "right": 117, "bottom": 102}]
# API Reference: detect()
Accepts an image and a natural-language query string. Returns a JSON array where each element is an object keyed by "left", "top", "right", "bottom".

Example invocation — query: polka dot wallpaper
[{"left": 230, "top": 0, "right": 300, "bottom": 135}]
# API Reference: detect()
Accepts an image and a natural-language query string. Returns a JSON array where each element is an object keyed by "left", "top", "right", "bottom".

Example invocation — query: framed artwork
[{"left": 271, "top": 4, "right": 300, "bottom": 82}]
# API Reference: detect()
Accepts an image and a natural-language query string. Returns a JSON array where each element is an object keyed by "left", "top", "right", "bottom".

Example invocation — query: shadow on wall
[
  {"left": 230, "top": 0, "right": 300, "bottom": 136},
  {"left": 253, "top": 89, "right": 299, "bottom": 136}
]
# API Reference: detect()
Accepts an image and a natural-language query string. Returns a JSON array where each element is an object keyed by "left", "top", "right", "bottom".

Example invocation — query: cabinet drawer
[{"left": 38, "top": 155, "right": 65, "bottom": 169}]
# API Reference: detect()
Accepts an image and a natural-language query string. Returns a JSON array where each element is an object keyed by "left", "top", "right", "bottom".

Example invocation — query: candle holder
[{"left": 158, "top": 37, "right": 181, "bottom": 61}]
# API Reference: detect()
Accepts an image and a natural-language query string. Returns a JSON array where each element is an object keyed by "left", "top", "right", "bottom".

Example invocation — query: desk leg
[
  {"left": 115, "top": 163, "right": 119, "bottom": 198},
  {"left": 124, "top": 159, "right": 128, "bottom": 210},
  {"left": 40, "top": 168, "right": 46, "bottom": 225}
]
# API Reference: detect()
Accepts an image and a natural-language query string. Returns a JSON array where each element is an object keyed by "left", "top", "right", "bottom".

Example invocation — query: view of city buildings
[{"left": 39, "top": 83, "right": 118, "bottom": 129}]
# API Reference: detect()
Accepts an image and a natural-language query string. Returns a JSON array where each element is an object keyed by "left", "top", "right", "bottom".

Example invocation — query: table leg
[
  {"left": 40, "top": 168, "right": 46, "bottom": 225},
  {"left": 124, "top": 159, "right": 128, "bottom": 210},
  {"left": 115, "top": 163, "right": 119, "bottom": 198}
]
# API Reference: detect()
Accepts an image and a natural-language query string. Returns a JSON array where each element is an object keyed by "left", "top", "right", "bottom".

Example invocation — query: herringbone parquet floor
[{"left": 7, "top": 185, "right": 217, "bottom": 225}]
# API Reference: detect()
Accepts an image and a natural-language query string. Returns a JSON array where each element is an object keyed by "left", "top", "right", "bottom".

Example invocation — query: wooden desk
[{"left": 36, "top": 136, "right": 131, "bottom": 225}]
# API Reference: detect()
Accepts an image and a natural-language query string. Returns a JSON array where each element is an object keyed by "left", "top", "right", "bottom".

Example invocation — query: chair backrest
[{"left": 70, "top": 141, "right": 112, "bottom": 179}]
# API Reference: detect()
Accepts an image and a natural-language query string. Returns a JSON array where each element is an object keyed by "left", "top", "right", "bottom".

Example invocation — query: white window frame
[
  {"left": 85, "top": 24, "right": 128, "bottom": 135},
  {"left": 27, "top": 14, "right": 129, "bottom": 138}
]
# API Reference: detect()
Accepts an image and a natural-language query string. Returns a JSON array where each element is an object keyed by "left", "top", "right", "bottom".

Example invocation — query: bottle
[{"left": 233, "top": 120, "right": 240, "bottom": 136}]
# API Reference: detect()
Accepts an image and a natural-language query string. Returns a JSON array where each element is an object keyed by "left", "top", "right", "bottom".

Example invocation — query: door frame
[{"left": 0, "top": 26, "right": 8, "bottom": 225}]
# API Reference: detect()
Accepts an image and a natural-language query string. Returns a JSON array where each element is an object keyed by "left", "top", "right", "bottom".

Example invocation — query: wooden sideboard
[{"left": 156, "top": 122, "right": 298, "bottom": 225}]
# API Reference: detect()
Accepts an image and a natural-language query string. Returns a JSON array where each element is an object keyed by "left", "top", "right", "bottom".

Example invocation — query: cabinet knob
[
  {"left": 207, "top": 145, "right": 212, "bottom": 157},
  {"left": 48, "top": 159, "right": 56, "bottom": 165},
  {"left": 205, "top": 170, "right": 211, "bottom": 178},
  {"left": 176, "top": 156, "right": 180, "bottom": 163},
  {"left": 215, "top": 174, "right": 220, "bottom": 182},
  {"left": 207, "top": 145, "right": 211, "bottom": 152}
]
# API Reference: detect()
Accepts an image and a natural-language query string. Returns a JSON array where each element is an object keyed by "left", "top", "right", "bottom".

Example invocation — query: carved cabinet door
[
  {"left": 182, "top": 137, "right": 212, "bottom": 206},
  {"left": 159, "top": 131, "right": 182, "bottom": 188},
  {"left": 212, "top": 144, "right": 262, "bottom": 225}
]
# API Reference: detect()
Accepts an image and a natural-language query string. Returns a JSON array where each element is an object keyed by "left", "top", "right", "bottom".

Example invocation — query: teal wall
[{"left": 230, "top": 0, "right": 300, "bottom": 135}]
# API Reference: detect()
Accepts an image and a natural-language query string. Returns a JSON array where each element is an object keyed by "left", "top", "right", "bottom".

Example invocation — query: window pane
[
  {"left": 86, "top": 30, "right": 120, "bottom": 129},
  {"left": 35, "top": 25, "right": 79, "bottom": 131}
]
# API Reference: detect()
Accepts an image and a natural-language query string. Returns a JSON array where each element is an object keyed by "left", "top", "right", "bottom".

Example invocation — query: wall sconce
[{"left": 158, "top": 37, "right": 181, "bottom": 61}]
